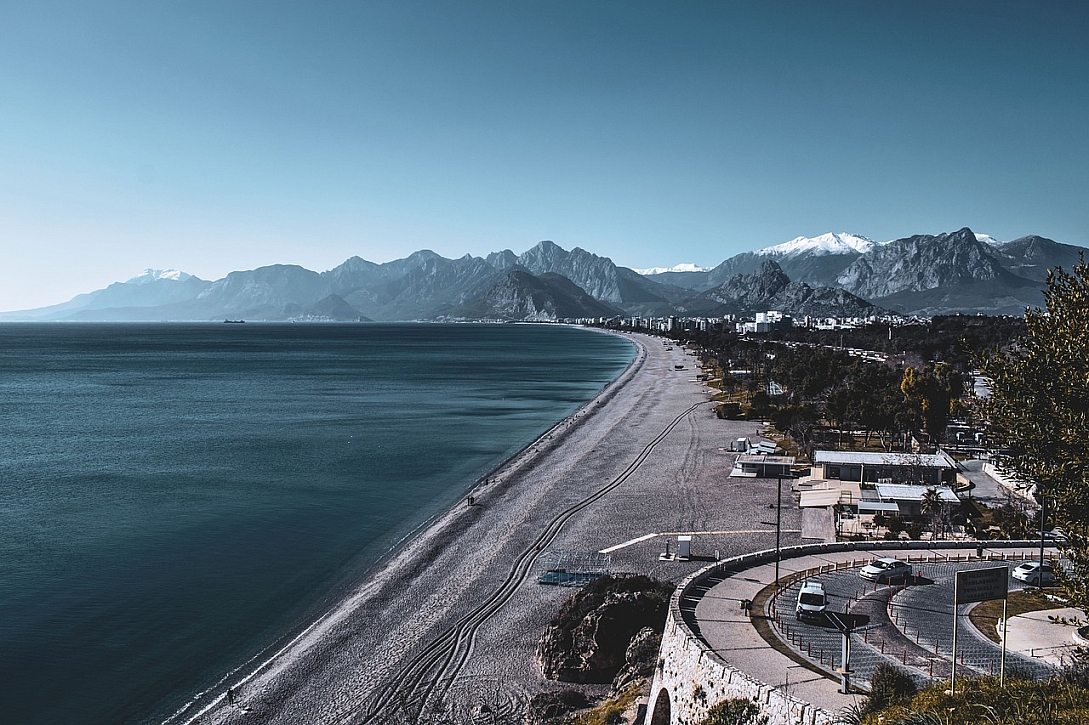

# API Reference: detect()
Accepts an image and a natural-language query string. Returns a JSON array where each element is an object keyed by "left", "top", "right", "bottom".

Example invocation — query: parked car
[
  {"left": 1012, "top": 561, "right": 1055, "bottom": 587},
  {"left": 859, "top": 557, "right": 912, "bottom": 583},
  {"left": 795, "top": 581, "right": 827, "bottom": 622}
]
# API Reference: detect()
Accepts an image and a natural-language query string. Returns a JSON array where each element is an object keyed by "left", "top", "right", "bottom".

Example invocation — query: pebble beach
[{"left": 185, "top": 331, "right": 804, "bottom": 725}]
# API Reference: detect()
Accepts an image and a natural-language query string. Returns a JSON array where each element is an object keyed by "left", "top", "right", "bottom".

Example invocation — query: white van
[{"left": 795, "top": 581, "right": 827, "bottom": 622}]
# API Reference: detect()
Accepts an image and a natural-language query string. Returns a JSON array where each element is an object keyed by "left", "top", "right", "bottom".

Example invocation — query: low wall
[{"left": 644, "top": 539, "right": 1043, "bottom": 725}]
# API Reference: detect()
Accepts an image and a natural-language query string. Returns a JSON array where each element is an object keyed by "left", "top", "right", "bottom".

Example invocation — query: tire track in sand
[{"left": 346, "top": 399, "right": 707, "bottom": 724}]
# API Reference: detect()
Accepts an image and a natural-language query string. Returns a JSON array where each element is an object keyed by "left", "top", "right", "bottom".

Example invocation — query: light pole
[
  {"left": 1039, "top": 495, "right": 1046, "bottom": 588},
  {"left": 775, "top": 474, "right": 782, "bottom": 586}
]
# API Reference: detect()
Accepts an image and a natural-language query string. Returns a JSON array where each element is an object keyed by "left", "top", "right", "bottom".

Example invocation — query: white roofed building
[{"left": 812, "top": 450, "right": 958, "bottom": 486}]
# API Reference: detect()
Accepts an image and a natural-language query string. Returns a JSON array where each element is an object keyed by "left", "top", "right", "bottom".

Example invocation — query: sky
[{"left": 1, "top": 1, "right": 1087, "bottom": 312}]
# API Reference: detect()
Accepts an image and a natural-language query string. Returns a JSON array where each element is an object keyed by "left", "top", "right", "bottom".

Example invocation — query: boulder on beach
[
  {"left": 525, "top": 689, "right": 591, "bottom": 725},
  {"left": 536, "top": 576, "right": 674, "bottom": 684}
]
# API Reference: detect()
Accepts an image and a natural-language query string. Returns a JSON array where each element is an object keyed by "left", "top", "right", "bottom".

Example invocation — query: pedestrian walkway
[
  {"left": 691, "top": 544, "right": 1063, "bottom": 715},
  {"left": 1004, "top": 607, "right": 1083, "bottom": 667}
]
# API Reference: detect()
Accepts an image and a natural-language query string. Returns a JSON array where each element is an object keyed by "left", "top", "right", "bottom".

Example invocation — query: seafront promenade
[
  {"left": 647, "top": 542, "right": 1069, "bottom": 725},
  {"left": 186, "top": 331, "right": 803, "bottom": 724}
]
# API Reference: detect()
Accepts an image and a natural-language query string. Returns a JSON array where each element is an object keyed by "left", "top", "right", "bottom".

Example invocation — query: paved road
[
  {"left": 771, "top": 556, "right": 1056, "bottom": 691},
  {"left": 693, "top": 545, "right": 1063, "bottom": 715},
  {"left": 959, "top": 459, "right": 1036, "bottom": 509}
]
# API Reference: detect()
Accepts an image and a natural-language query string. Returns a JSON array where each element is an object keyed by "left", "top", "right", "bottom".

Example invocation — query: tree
[
  {"left": 978, "top": 259, "right": 1089, "bottom": 614},
  {"left": 771, "top": 404, "right": 819, "bottom": 461},
  {"left": 901, "top": 363, "right": 965, "bottom": 446},
  {"left": 921, "top": 487, "right": 946, "bottom": 540}
]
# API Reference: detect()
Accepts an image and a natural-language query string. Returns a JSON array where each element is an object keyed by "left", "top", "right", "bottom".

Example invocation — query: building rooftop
[
  {"left": 875, "top": 483, "right": 961, "bottom": 503},
  {"left": 735, "top": 454, "right": 795, "bottom": 465},
  {"left": 813, "top": 450, "right": 957, "bottom": 469}
]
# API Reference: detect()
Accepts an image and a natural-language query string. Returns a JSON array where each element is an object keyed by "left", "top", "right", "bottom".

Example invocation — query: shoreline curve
[{"left": 169, "top": 327, "right": 646, "bottom": 724}]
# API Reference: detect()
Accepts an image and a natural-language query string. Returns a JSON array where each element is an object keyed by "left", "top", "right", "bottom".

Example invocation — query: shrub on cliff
[
  {"left": 697, "top": 698, "right": 768, "bottom": 725},
  {"left": 537, "top": 575, "right": 674, "bottom": 684}
]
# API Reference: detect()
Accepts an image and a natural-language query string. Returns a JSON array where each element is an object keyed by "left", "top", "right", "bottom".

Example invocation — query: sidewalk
[{"left": 1003, "top": 607, "right": 1083, "bottom": 667}]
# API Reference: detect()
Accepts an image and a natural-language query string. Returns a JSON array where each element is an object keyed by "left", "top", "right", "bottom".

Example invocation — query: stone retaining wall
[{"left": 644, "top": 539, "right": 1042, "bottom": 725}]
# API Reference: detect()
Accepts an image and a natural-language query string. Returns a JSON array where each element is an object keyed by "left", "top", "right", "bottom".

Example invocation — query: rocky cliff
[{"left": 537, "top": 576, "right": 673, "bottom": 685}]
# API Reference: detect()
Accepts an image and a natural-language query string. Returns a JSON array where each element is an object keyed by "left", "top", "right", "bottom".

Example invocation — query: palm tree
[{"left": 921, "top": 487, "right": 946, "bottom": 539}]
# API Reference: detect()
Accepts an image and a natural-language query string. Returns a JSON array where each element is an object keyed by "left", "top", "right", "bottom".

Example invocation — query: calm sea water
[{"left": 0, "top": 322, "right": 634, "bottom": 725}]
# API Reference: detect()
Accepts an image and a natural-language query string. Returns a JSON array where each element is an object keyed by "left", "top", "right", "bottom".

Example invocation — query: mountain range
[{"left": 4, "top": 227, "right": 1084, "bottom": 322}]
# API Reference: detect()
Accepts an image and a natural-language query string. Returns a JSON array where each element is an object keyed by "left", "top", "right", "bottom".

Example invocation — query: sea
[{"left": 0, "top": 322, "right": 635, "bottom": 725}]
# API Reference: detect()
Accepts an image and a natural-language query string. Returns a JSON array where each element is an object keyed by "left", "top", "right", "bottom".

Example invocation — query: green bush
[
  {"left": 864, "top": 663, "right": 916, "bottom": 713},
  {"left": 698, "top": 698, "right": 768, "bottom": 725}
]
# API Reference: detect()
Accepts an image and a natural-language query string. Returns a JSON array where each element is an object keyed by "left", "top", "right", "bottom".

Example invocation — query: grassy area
[
  {"left": 969, "top": 589, "right": 1054, "bottom": 643},
  {"left": 570, "top": 684, "right": 642, "bottom": 725},
  {"left": 858, "top": 675, "right": 1089, "bottom": 725}
]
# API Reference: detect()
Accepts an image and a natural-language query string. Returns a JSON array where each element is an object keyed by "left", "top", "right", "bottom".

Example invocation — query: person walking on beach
[{"left": 227, "top": 687, "right": 235, "bottom": 706}]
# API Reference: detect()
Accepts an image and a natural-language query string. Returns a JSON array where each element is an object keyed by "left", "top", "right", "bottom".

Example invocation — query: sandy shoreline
[{"left": 182, "top": 331, "right": 803, "bottom": 725}]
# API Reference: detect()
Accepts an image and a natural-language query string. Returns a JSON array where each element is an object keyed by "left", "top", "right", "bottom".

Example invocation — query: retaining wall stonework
[
  {"left": 644, "top": 540, "right": 1042, "bottom": 725},
  {"left": 648, "top": 617, "right": 834, "bottom": 725}
]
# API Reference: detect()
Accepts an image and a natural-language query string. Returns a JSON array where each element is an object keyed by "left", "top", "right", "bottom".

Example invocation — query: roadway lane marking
[
  {"left": 599, "top": 529, "right": 803, "bottom": 553},
  {"left": 599, "top": 533, "right": 658, "bottom": 553}
]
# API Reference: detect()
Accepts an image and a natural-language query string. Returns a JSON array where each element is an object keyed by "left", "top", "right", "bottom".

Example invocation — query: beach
[{"left": 185, "top": 331, "right": 804, "bottom": 724}]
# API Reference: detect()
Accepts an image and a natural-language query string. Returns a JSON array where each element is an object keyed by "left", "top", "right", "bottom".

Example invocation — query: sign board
[
  {"left": 825, "top": 612, "right": 870, "bottom": 632},
  {"left": 955, "top": 566, "right": 1009, "bottom": 604}
]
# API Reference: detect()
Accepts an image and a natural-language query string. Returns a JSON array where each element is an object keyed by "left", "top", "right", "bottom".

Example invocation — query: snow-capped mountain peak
[
  {"left": 755, "top": 232, "right": 875, "bottom": 257},
  {"left": 974, "top": 233, "right": 1002, "bottom": 246},
  {"left": 126, "top": 269, "right": 194, "bottom": 285},
  {"left": 632, "top": 263, "right": 711, "bottom": 275}
]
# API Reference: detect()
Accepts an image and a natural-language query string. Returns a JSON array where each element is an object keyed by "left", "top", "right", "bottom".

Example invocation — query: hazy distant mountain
[
  {"left": 302, "top": 294, "right": 370, "bottom": 321},
  {"left": 489, "top": 240, "right": 680, "bottom": 315},
  {"left": 683, "top": 260, "right": 883, "bottom": 318},
  {"left": 451, "top": 269, "right": 623, "bottom": 321},
  {"left": 989, "top": 235, "right": 1087, "bottom": 283},
  {"left": 5, "top": 229, "right": 1085, "bottom": 321},
  {"left": 188, "top": 264, "right": 327, "bottom": 320},
  {"left": 127, "top": 268, "right": 196, "bottom": 284},
  {"left": 327, "top": 251, "right": 501, "bottom": 320},
  {"left": 630, "top": 263, "right": 710, "bottom": 275},
  {"left": 7, "top": 272, "right": 212, "bottom": 321}
]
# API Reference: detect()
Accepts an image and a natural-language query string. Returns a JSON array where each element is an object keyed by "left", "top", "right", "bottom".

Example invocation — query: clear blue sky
[{"left": 2, "top": 1, "right": 1086, "bottom": 311}]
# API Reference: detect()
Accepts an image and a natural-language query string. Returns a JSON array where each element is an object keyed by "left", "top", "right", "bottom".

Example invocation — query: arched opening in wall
[{"left": 649, "top": 688, "right": 671, "bottom": 725}]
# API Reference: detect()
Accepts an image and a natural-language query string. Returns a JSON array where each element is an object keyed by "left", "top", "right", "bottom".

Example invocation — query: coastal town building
[
  {"left": 730, "top": 454, "right": 795, "bottom": 478},
  {"left": 811, "top": 450, "right": 958, "bottom": 486}
]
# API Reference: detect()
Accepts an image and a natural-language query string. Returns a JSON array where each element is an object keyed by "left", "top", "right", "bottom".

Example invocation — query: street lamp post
[
  {"left": 775, "top": 474, "right": 782, "bottom": 586},
  {"left": 1039, "top": 495, "right": 1046, "bottom": 589}
]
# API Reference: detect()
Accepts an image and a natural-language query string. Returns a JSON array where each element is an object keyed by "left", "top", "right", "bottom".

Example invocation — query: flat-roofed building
[
  {"left": 812, "top": 450, "right": 958, "bottom": 486},
  {"left": 730, "top": 454, "right": 795, "bottom": 478}
]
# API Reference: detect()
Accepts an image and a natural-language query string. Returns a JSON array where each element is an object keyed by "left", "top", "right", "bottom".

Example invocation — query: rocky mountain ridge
[{"left": 5, "top": 227, "right": 1084, "bottom": 322}]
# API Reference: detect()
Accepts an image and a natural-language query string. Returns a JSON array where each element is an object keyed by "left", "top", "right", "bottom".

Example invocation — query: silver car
[{"left": 859, "top": 557, "right": 912, "bottom": 583}]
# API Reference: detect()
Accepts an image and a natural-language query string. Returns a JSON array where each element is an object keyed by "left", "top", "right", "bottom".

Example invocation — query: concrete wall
[{"left": 645, "top": 539, "right": 1043, "bottom": 725}]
